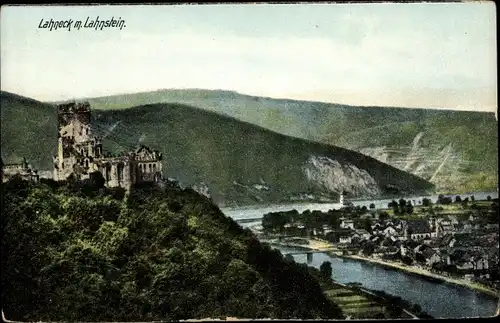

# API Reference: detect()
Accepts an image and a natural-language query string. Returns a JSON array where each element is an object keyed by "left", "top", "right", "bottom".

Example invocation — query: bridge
[
  {"left": 282, "top": 249, "right": 337, "bottom": 255},
  {"left": 279, "top": 246, "right": 340, "bottom": 263},
  {"left": 235, "top": 217, "right": 263, "bottom": 224}
]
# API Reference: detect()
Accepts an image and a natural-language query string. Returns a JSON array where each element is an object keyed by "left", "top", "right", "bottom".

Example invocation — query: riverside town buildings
[{"left": 53, "top": 101, "right": 163, "bottom": 190}]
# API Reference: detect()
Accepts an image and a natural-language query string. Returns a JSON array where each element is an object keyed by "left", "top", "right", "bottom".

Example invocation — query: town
[{"left": 261, "top": 194, "right": 500, "bottom": 293}]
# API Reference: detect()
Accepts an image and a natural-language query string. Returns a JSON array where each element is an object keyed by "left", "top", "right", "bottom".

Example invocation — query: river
[
  {"left": 221, "top": 191, "right": 499, "bottom": 319},
  {"left": 223, "top": 191, "right": 499, "bottom": 221},
  {"left": 279, "top": 247, "right": 498, "bottom": 318}
]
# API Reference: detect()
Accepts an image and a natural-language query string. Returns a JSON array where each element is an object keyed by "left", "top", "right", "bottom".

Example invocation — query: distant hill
[
  {"left": 1, "top": 91, "right": 434, "bottom": 206},
  {"left": 58, "top": 89, "right": 497, "bottom": 194}
]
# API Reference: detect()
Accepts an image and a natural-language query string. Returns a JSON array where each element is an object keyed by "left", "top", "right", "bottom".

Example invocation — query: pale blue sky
[{"left": 1, "top": 3, "right": 497, "bottom": 111}]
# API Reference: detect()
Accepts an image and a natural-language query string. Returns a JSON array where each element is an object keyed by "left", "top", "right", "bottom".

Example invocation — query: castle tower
[{"left": 53, "top": 101, "right": 103, "bottom": 181}]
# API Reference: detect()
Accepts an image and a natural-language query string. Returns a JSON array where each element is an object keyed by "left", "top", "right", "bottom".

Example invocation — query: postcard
[{"left": 1, "top": 2, "right": 498, "bottom": 321}]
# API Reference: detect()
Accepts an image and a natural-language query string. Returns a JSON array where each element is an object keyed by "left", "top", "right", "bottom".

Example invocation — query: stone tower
[{"left": 53, "top": 101, "right": 103, "bottom": 181}]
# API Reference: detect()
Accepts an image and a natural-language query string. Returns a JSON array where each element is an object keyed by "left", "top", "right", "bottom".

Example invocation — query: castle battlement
[{"left": 57, "top": 101, "right": 91, "bottom": 114}]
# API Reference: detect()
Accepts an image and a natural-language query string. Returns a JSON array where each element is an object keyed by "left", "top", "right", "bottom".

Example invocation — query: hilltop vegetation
[
  {"left": 64, "top": 89, "right": 498, "bottom": 193},
  {"left": 1, "top": 91, "right": 434, "bottom": 206},
  {"left": 1, "top": 176, "right": 344, "bottom": 320}
]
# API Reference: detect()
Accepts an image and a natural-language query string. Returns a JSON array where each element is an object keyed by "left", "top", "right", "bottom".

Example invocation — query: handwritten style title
[{"left": 38, "top": 16, "right": 126, "bottom": 31}]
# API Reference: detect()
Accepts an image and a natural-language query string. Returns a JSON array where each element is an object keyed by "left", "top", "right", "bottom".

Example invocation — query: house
[
  {"left": 437, "top": 219, "right": 455, "bottom": 236},
  {"left": 322, "top": 224, "right": 333, "bottom": 234},
  {"left": 422, "top": 248, "right": 441, "bottom": 266},
  {"left": 370, "top": 235, "right": 381, "bottom": 244},
  {"left": 381, "top": 236, "right": 398, "bottom": 247},
  {"left": 339, "top": 235, "right": 352, "bottom": 244},
  {"left": 355, "top": 229, "right": 371, "bottom": 240},
  {"left": 339, "top": 230, "right": 354, "bottom": 244},
  {"left": 382, "top": 225, "right": 398, "bottom": 237},
  {"left": 371, "top": 222, "right": 383, "bottom": 232},
  {"left": 413, "top": 244, "right": 425, "bottom": 254},
  {"left": 406, "top": 220, "right": 434, "bottom": 240},
  {"left": 450, "top": 250, "right": 475, "bottom": 272},
  {"left": 436, "top": 234, "right": 456, "bottom": 249},
  {"left": 462, "top": 222, "right": 473, "bottom": 233},
  {"left": 456, "top": 259, "right": 474, "bottom": 271},
  {"left": 473, "top": 255, "right": 489, "bottom": 270},
  {"left": 340, "top": 218, "right": 355, "bottom": 229},
  {"left": 439, "top": 249, "right": 452, "bottom": 265},
  {"left": 400, "top": 244, "right": 407, "bottom": 256}
]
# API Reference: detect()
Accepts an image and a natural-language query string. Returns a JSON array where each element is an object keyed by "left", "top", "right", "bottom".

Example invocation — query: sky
[{"left": 0, "top": 3, "right": 497, "bottom": 112}]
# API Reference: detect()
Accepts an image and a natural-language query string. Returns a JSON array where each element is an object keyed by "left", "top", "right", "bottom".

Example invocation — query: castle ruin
[
  {"left": 53, "top": 101, "right": 163, "bottom": 190},
  {"left": 1, "top": 157, "right": 40, "bottom": 183}
]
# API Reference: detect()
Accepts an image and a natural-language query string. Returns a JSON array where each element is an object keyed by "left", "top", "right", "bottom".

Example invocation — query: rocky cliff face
[{"left": 303, "top": 155, "right": 381, "bottom": 197}]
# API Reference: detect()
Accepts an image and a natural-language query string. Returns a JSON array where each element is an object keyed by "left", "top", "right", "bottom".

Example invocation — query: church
[{"left": 53, "top": 101, "right": 163, "bottom": 190}]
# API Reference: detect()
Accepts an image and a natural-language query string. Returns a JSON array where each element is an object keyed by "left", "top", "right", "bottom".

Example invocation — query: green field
[{"left": 323, "top": 284, "right": 402, "bottom": 319}]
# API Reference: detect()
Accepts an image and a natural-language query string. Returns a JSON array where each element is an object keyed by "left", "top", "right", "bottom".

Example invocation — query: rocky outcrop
[
  {"left": 192, "top": 181, "right": 212, "bottom": 199},
  {"left": 303, "top": 155, "right": 381, "bottom": 197}
]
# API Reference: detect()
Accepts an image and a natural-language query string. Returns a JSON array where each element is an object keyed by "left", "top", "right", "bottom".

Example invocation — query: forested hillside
[{"left": 1, "top": 176, "right": 344, "bottom": 321}]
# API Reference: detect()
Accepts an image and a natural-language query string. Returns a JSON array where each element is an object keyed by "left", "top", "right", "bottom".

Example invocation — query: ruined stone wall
[{"left": 2, "top": 162, "right": 39, "bottom": 183}]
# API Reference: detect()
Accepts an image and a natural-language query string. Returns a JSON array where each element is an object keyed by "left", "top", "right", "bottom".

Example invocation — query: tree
[
  {"left": 369, "top": 203, "right": 375, "bottom": 210},
  {"left": 487, "top": 195, "right": 492, "bottom": 201},
  {"left": 406, "top": 201, "right": 414, "bottom": 214},
  {"left": 470, "top": 195, "right": 475, "bottom": 202},
  {"left": 438, "top": 195, "right": 452, "bottom": 205},
  {"left": 402, "top": 256, "right": 413, "bottom": 265},
  {"left": 362, "top": 244, "right": 375, "bottom": 256},
  {"left": 354, "top": 217, "right": 372, "bottom": 233},
  {"left": 422, "top": 198, "right": 432, "bottom": 207},
  {"left": 3, "top": 179, "right": 345, "bottom": 321},
  {"left": 319, "top": 261, "right": 333, "bottom": 279},
  {"left": 455, "top": 196, "right": 462, "bottom": 203},
  {"left": 285, "top": 254, "right": 295, "bottom": 262},
  {"left": 379, "top": 211, "right": 390, "bottom": 222},
  {"left": 399, "top": 199, "right": 407, "bottom": 210},
  {"left": 391, "top": 200, "right": 399, "bottom": 214}
]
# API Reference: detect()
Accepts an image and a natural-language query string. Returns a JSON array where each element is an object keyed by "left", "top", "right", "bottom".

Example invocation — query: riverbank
[
  {"left": 332, "top": 253, "right": 499, "bottom": 299},
  {"left": 269, "top": 237, "right": 499, "bottom": 299}
]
